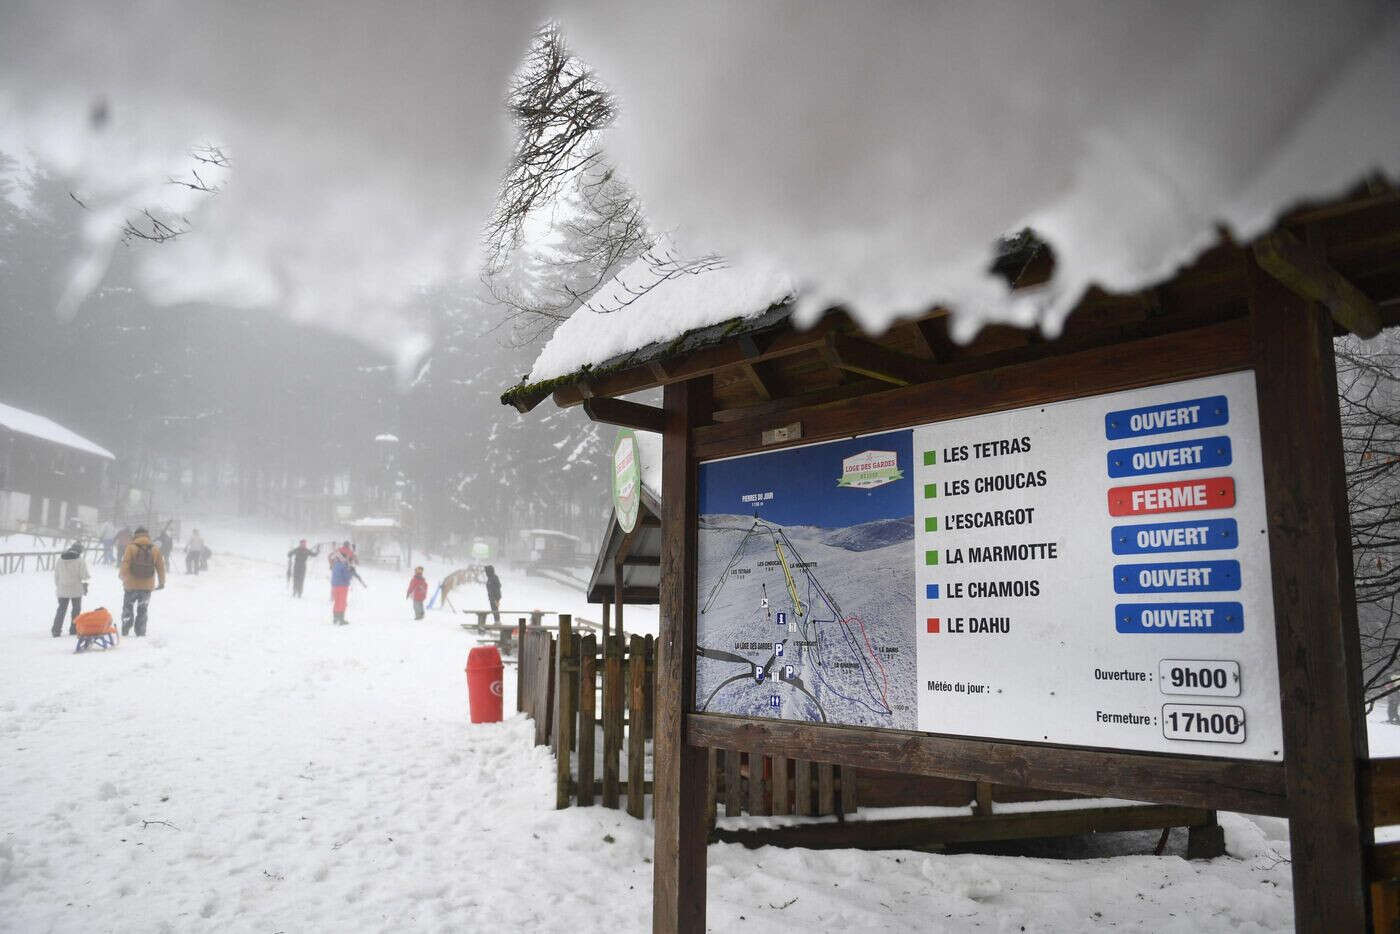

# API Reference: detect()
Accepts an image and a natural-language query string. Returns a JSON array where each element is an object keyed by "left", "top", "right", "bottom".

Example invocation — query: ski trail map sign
[{"left": 695, "top": 370, "right": 1284, "bottom": 760}]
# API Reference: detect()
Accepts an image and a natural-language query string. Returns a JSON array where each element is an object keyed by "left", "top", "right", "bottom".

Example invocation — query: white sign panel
[{"left": 695, "top": 370, "right": 1283, "bottom": 761}]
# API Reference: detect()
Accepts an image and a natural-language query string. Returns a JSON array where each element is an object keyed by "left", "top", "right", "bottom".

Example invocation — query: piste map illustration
[{"left": 695, "top": 430, "right": 917, "bottom": 730}]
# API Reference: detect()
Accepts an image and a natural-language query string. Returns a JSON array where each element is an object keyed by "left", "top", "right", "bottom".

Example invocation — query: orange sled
[{"left": 73, "top": 608, "right": 118, "bottom": 652}]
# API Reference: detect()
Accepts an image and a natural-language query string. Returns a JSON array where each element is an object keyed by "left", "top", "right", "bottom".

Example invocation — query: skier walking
[
  {"left": 484, "top": 564, "right": 502, "bottom": 624},
  {"left": 156, "top": 522, "right": 174, "bottom": 566},
  {"left": 114, "top": 526, "right": 132, "bottom": 564},
  {"left": 119, "top": 526, "right": 166, "bottom": 637},
  {"left": 98, "top": 521, "right": 116, "bottom": 564},
  {"left": 406, "top": 566, "right": 428, "bottom": 620},
  {"left": 186, "top": 529, "right": 208, "bottom": 574},
  {"left": 286, "top": 539, "right": 321, "bottom": 597},
  {"left": 51, "top": 541, "right": 90, "bottom": 637},
  {"left": 330, "top": 551, "right": 354, "bottom": 625}
]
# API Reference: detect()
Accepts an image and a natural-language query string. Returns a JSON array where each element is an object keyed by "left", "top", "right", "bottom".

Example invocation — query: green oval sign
[{"left": 613, "top": 429, "right": 641, "bottom": 533}]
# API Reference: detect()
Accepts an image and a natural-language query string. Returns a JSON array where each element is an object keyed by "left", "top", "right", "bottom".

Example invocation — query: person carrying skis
[
  {"left": 119, "top": 526, "right": 166, "bottom": 637},
  {"left": 406, "top": 566, "right": 428, "bottom": 620},
  {"left": 52, "top": 541, "right": 90, "bottom": 637},
  {"left": 286, "top": 539, "right": 321, "bottom": 598},
  {"left": 330, "top": 551, "right": 354, "bottom": 625},
  {"left": 484, "top": 564, "right": 502, "bottom": 625}
]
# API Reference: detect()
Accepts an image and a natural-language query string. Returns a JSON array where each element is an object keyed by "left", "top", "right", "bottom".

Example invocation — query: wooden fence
[
  {"left": 513, "top": 616, "right": 1225, "bottom": 853},
  {"left": 0, "top": 551, "right": 64, "bottom": 575}
]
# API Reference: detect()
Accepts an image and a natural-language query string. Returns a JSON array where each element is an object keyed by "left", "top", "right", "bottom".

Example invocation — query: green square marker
[
  {"left": 923, "top": 483, "right": 938, "bottom": 499},
  {"left": 925, "top": 516, "right": 938, "bottom": 532},
  {"left": 923, "top": 450, "right": 937, "bottom": 466},
  {"left": 925, "top": 550, "right": 939, "bottom": 566}
]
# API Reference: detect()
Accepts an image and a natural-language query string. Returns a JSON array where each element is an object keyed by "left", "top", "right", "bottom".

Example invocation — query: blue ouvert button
[
  {"left": 1116, "top": 602, "right": 1244, "bottom": 634},
  {"left": 1105, "top": 395, "right": 1229, "bottom": 440},
  {"left": 1114, "top": 560, "right": 1241, "bottom": 594},
  {"left": 1112, "top": 518, "right": 1238, "bottom": 555},
  {"left": 1107, "top": 435, "right": 1233, "bottom": 478}
]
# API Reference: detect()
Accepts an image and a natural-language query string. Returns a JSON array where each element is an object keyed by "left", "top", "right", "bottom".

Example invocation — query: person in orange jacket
[{"left": 406, "top": 566, "right": 428, "bottom": 620}]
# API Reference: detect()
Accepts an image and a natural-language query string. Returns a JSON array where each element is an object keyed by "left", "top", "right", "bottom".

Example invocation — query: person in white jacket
[{"left": 52, "top": 542, "right": 90, "bottom": 637}]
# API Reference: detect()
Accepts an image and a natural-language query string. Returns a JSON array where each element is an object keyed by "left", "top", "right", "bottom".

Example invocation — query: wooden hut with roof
[{"left": 503, "top": 184, "right": 1400, "bottom": 933}]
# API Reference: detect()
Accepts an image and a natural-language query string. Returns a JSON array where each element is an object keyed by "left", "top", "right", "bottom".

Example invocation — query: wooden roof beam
[
  {"left": 913, "top": 315, "right": 963, "bottom": 363},
  {"left": 550, "top": 315, "right": 848, "bottom": 408},
  {"left": 1253, "top": 228, "right": 1382, "bottom": 338},
  {"left": 737, "top": 335, "right": 780, "bottom": 400},
  {"left": 826, "top": 333, "right": 937, "bottom": 386},
  {"left": 582, "top": 396, "right": 667, "bottom": 433}
]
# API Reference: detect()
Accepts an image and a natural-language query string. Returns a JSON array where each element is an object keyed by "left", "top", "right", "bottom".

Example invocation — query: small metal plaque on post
[{"left": 761, "top": 422, "right": 803, "bottom": 446}]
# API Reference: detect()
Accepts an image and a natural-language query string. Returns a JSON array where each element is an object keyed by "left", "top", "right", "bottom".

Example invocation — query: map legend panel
[{"left": 697, "top": 370, "right": 1282, "bottom": 760}]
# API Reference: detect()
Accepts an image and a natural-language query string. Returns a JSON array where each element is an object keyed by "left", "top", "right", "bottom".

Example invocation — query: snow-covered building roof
[
  {"left": 0, "top": 401, "right": 115, "bottom": 460},
  {"left": 346, "top": 516, "right": 401, "bottom": 529}
]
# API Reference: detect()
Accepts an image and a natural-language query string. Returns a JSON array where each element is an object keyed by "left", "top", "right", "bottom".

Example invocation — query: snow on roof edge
[
  {"left": 0, "top": 401, "right": 115, "bottom": 460},
  {"left": 525, "top": 249, "right": 798, "bottom": 386}
]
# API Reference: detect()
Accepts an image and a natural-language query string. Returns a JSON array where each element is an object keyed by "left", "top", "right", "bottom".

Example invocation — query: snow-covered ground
[{"left": 0, "top": 519, "right": 1313, "bottom": 931}]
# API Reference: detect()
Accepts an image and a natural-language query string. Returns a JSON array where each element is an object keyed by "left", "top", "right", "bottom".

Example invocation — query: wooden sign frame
[{"left": 652, "top": 270, "right": 1369, "bottom": 932}]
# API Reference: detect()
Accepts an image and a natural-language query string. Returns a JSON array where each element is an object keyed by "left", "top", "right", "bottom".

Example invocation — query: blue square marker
[{"left": 926, "top": 583, "right": 940, "bottom": 599}]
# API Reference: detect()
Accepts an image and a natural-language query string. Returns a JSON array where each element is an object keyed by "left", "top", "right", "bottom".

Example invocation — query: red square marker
[{"left": 926, "top": 617, "right": 940, "bottom": 633}]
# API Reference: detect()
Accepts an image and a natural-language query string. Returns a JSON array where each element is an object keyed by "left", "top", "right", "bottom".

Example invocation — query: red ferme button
[{"left": 1107, "top": 476, "right": 1236, "bottom": 517}]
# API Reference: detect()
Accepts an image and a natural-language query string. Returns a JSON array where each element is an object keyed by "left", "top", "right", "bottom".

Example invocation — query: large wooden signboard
[{"left": 696, "top": 371, "right": 1283, "bottom": 760}]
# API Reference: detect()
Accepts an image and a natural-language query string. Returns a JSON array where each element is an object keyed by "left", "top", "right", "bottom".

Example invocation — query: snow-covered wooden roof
[
  {"left": 0, "top": 401, "right": 115, "bottom": 460},
  {"left": 502, "top": 191, "right": 1400, "bottom": 419}
]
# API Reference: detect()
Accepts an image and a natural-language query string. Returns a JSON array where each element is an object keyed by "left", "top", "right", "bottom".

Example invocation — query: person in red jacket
[{"left": 406, "top": 566, "right": 428, "bottom": 620}]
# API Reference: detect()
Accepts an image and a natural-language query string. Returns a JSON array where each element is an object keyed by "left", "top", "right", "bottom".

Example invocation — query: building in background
[{"left": 0, "top": 401, "right": 114, "bottom": 533}]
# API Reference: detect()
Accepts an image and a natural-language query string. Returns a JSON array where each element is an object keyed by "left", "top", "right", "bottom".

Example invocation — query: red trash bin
[{"left": 465, "top": 646, "right": 504, "bottom": 723}]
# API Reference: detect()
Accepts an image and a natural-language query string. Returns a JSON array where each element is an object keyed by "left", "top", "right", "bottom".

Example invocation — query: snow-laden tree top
[{"left": 0, "top": 400, "right": 114, "bottom": 460}]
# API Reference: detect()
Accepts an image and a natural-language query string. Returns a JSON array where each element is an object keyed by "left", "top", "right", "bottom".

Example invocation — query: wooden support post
[
  {"left": 1372, "top": 881, "right": 1400, "bottom": 934},
  {"left": 601, "top": 601, "right": 610, "bottom": 644},
  {"left": 555, "top": 615, "right": 574, "bottom": 810},
  {"left": 748, "top": 752, "right": 768, "bottom": 816},
  {"left": 973, "top": 781, "right": 994, "bottom": 818},
  {"left": 653, "top": 377, "right": 710, "bottom": 934},
  {"left": 817, "top": 763, "right": 835, "bottom": 816},
  {"left": 516, "top": 619, "right": 527, "bottom": 713},
  {"left": 705, "top": 748, "right": 718, "bottom": 829},
  {"left": 794, "top": 759, "right": 812, "bottom": 816},
  {"left": 614, "top": 555, "right": 625, "bottom": 640},
  {"left": 725, "top": 748, "right": 742, "bottom": 817},
  {"left": 772, "top": 756, "right": 789, "bottom": 816},
  {"left": 578, "top": 635, "right": 597, "bottom": 807},
  {"left": 603, "top": 637, "right": 623, "bottom": 809},
  {"left": 645, "top": 634, "right": 656, "bottom": 740},
  {"left": 535, "top": 633, "right": 554, "bottom": 748},
  {"left": 1185, "top": 811, "right": 1226, "bottom": 860},
  {"left": 1249, "top": 261, "right": 1370, "bottom": 933},
  {"left": 628, "top": 633, "right": 647, "bottom": 819},
  {"left": 840, "top": 766, "right": 858, "bottom": 816}
]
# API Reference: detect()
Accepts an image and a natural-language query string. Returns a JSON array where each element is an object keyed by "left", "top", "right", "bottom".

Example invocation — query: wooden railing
[
  {"left": 0, "top": 551, "right": 64, "bottom": 575},
  {"left": 513, "top": 617, "right": 1223, "bottom": 854},
  {"left": 1361, "top": 757, "right": 1400, "bottom": 931}
]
